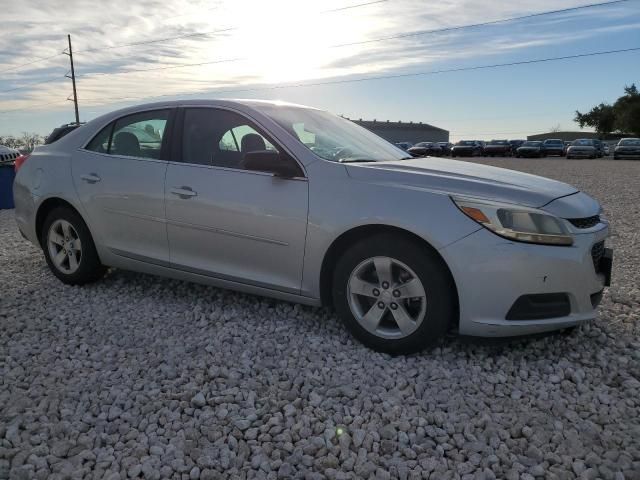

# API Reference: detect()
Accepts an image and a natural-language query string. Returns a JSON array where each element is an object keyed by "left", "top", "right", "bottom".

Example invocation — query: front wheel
[
  {"left": 332, "top": 234, "right": 456, "bottom": 354},
  {"left": 41, "top": 207, "right": 107, "bottom": 285}
]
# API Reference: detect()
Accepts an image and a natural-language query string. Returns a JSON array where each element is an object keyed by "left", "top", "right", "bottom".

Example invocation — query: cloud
[{"left": 0, "top": 0, "right": 637, "bottom": 116}]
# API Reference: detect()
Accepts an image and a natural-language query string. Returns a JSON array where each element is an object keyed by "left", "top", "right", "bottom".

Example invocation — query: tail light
[{"left": 14, "top": 154, "right": 30, "bottom": 172}]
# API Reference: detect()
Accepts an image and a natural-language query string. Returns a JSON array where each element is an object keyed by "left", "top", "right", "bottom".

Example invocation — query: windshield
[
  {"left": 488, "top": 140, "right": 508, "bottom": 145},
  {"left": 522, "top": 141, "right": 542, "bottom": 147},
  {"left": 457, "top": 141, "right": 476, "bottom": 146},
  {"left": 257, "top": 105, "right": 407, "bottom": 162},
  {"left": 544, "top": 139, "right": 563, "bottom": 145},
  {"left": 414, "top": 142, "right": 433, "bottom": 147},
  {"left": 619, "top": 138, "right": 640, "bottom": 146},
  {"left": 572, "top": 139, "right": 594, "bottom": 146}
]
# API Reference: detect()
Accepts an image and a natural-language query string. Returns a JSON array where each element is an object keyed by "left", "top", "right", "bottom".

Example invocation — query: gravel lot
[{"left": 1, "top": 158, "right": 639, "bottom": 480}]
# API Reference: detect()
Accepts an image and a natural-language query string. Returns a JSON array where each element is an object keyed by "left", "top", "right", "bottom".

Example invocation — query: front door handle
[
  {"left": 170, "top": 186, "right": 198, "bottom": 199},
  {"left": 80, "top": 173, "right": 101, "bottom": 184}
]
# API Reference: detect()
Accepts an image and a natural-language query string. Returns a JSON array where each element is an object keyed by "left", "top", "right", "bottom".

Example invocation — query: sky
[{"left": 0, "top": 0, "right": 639, "bottom": 141}]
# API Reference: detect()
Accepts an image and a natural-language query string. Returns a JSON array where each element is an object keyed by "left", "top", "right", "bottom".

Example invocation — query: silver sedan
[{"left": 14, "top": 100, "right": 613, "bottom": 353}]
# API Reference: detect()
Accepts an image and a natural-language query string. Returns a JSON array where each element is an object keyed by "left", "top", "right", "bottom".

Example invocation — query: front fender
[{"left": 300, "top": 160, "right": 480, "bottom": 298}]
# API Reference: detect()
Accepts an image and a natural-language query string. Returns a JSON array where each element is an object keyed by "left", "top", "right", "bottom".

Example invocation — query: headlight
[{"left": 452, "top": 197, "right": 573, "bottom": 246}]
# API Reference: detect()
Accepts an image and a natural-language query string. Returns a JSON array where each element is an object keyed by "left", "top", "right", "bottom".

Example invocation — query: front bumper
[
  {"left": 614, "top": 150, "right": 640, "bottom": 158},
  {"left": 567, "top": 149, "right": 595, "bottom": 158},
  {"left": 517, "top": 149, "right": 541, "bottom": 157},
  {"left": 451, "top": 149, "right": 475, "bottom": 156},
  {"left": 545, "top": 148, "right": 564, "bottom": 155},
  {"left": 440, "top": 225, "right": 610, "bottom": 337}
]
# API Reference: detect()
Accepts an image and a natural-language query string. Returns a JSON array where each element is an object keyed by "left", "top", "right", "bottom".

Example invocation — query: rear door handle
[
  {"left": 170, "top": 186, "right": 198, "bottom": 199},
  {"left": 80, "top": 173, "right": 101, "bottom": 184}
]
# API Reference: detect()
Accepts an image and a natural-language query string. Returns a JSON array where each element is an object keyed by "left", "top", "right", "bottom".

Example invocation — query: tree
[
  {"left": 549, "top": 123, "right": 561, "bottom": 133},
  {"left": 0, "top": 132, "right": 43, "bottom": 151},
  {"left": 613, "top": 84, "right": 640, "bottom": 136},
  {"left": 574, "top": 103, "right": 616, "bottom": 136}
]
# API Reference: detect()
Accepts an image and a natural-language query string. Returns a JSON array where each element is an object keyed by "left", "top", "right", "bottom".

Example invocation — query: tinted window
[
  {"left": 110, "top": 110, "right": 169, "bottom": 159},
  {"left": 86, "top": 124, "right": 112, "bottom": 153},
  {"left": 182, "top": 108, "right": 276, "bottom": 169}
]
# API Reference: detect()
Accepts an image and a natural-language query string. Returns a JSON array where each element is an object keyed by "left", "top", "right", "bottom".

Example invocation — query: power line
[
  {"left": 79, "top": 57, "right": 245, "bottom": 77},
  {"left": 0, "top": 75, "right": 65, "bottom": 95},
  {"left": 0, "top": 99, "right": 67, "bottom": 114},
  {"left": 0, "top": 52, "right": 64, "bottom": 75},
  {"left": 77, "top": 46, "right": 640, "bottom": 107},
  {"left": 175, "top": 47, "right": 640, "bottom": 94},
  {"left": 331, "top": 0, "right": 633, "bottom": 47},
  {"left": 74, "top": 28, "right": 236, "bottom": 54},
  {"left": 74, "top": 0, "right": 637, "bottom": 81},
  {"left": 1, "top": 0, "right": 629, "bottom": 82},
  {"left": 321, "top": 0, "right": 388, "bottom": 13},
  {"left": 54, "top": 0, "right": 638, "bottom": 81},
  {"left": 72, "top": 0, "right": 389, "bottom": 54}
]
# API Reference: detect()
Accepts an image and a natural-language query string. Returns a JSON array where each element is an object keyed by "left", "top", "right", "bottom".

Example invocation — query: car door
[
  {"left": 165, "top": 107, "right": 309, "bottom": 294},
  {"left": 72, "top": 108, "right": 174, "bottom": 264}
]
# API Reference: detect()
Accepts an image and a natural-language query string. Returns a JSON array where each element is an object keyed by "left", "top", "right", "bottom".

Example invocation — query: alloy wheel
[
  {"left": 347, "top": 256, "right": 427, "bottom": 339},
  {"left": 47, "top": 219, "right": 82, "bottom": 274}
]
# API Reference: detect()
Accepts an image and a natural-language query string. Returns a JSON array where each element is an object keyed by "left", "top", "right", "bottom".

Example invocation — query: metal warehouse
[{"left": 349, "top": 118, "right": 450, "bottom": 143}]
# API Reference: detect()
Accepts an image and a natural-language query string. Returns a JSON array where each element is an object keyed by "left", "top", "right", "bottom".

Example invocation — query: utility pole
[{"left": 64, "top": 34, "right": 80, "bottom": 124}]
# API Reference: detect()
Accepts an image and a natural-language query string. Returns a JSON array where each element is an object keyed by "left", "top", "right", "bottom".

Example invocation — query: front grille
[
  {"left": 591, "top": 241, "right": 605, "bottom": 273},
  {"left": 568, "top": 215, "right": 600, "bottom": 229}
]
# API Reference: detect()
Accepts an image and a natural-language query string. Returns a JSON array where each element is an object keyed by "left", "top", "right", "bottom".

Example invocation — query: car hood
[{"left": 345, "top": 157, "right": 578, "bottom": 208}]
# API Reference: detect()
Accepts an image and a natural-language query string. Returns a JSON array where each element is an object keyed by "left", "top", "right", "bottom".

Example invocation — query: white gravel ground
[{"left": 1, "top": 158, "right": 639, "bottom": 480}]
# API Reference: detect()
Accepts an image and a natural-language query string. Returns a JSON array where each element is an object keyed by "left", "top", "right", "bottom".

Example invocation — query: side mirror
[{"left": 242, "top": 150, "right": 302, "bottom": 178}]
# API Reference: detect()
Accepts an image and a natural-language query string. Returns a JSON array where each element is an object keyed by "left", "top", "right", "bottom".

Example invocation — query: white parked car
[{"left": 13, "top": 99, "right": 613, "bottom": 353}]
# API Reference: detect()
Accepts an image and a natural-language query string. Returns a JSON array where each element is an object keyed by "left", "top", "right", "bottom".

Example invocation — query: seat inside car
[
  {"left": 113, "top": 132, "right": 141, "bottom": 157},
  {"left": 241, "top": 133, "right": 266, "bottom": 154}
]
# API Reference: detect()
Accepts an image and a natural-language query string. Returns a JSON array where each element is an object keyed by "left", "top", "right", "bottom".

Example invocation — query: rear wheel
[
  {"left": 332, "top": 234, "right": 456, "bottom": 354},
  {"left": 41, "top": 207, "right": 106, "bottom": 285}
]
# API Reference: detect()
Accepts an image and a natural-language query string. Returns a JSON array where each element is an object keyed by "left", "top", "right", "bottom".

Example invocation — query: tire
[
  {"left": 332, "top": 233, "right": 456, "bottom": 354},
  {"left": 614, "top": 155, "right": 619, "bottom": 160},
  {"left": 41, "top": 206, "right": 106, "bottom": 285}
]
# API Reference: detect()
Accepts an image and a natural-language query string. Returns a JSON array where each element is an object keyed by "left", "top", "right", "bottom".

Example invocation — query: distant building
[
  {"left": 348, "top": 118, "right": 449, "bottom": 143},
  {"left": 528, "top": 131, "right": 632, "bottom": 142}
]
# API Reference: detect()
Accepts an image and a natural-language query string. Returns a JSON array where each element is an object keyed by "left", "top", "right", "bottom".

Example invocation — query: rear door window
[{"left": 86, "top": 110, "right": 170, "bottom": 159}]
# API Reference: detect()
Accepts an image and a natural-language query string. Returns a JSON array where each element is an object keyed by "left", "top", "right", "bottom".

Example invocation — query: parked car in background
[
  {"left": 613, "top": 138, "right": 640, "bottom": 159},
  {"left": 516, "top": 141, "right": 546, "bottom": 158},
  {"left": 12, "top": 99, "right": 612, "bottom": 354},
  {"left": 563, "top": 141, "right": 572, "bottom": 156},
  {"left": 45, "top": 123, "right": 85, "bottom": 144},
  {"left": 602, "top": 143, "right": 610, "bottom": 156},
  {"left": 437, "top": 142, "right": 453, "bottom": 156},
  {"left": 394, "top": 142, "right": 413, "bottom": 151},
  {"left": 542, "top": 139, "right": 565, "bottom": 156},
  {"left": 0, "top": 145, "right": 21, "bottom": 165},
  {"left": 407, "top": 142, "right": 443, "bottom": 157},
  {"left": 509, "top": 140, "right": 525, "bottom": 152},
  {"left": 567, "top": 139, "right": 598, "bottom": 159},
  {"left": 592, "top": 139, "right": 605, "bottom": 158},
  {"left": 483, "top": 140, "right": 512, "bottom": 157},
  {"left": 451, "top": 140, "right": 483, "bottom": 157}
]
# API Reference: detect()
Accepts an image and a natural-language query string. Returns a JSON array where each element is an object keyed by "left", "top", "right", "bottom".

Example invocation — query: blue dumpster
[{"left": 0, "top": 164, "right": 15, "bottom": 209}]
